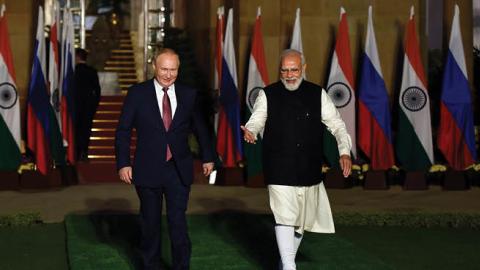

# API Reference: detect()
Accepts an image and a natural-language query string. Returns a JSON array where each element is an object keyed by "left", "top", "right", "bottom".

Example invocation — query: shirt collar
[{"left": 154, "top": 79, "right": 175, "bottom": 93}]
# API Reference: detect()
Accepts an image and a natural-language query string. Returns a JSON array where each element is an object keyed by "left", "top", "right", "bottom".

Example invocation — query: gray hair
[
  {"left": 152, "top": 47, "right": 180, "bottom": 65},
  {"left": 280, "top": 49, "right": 305, "bottom": 66}
]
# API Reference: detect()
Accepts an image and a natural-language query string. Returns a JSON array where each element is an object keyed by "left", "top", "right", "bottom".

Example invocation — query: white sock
[{"left": 275, "top": 224, "right": 296, "bottom": 270}]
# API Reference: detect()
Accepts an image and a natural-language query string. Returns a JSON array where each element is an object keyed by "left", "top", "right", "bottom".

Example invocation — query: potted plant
[
  {"left": 426, "top": 164, "right": 447, "bottom": 186},
  {"left": 465, "top": 163, "right": 480, "bottom": 187}
]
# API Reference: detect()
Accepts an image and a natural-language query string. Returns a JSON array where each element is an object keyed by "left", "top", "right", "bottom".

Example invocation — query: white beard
[{"left": 281, "top": 77, "right": 303, "bottom": 91}]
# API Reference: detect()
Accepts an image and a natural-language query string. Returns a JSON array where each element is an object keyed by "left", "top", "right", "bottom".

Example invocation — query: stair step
[
  {"left": 89, "top": 139, "right": 137, "bottom": 148},
  {"left": 89, "top": 140, "right": 115, "bottom": 147},
  {"left": 118, "top": 74, "right": 138, "bottom": 79},
  {"left": 97, "top": 103, "right": 123, "bottom": 111},
  {"left": 104, "top": 66, "right": 136, "bottom": 71},
  {"left": 98, "top": 101, "right": 123, "bottom": 105},
  {"left": 105, "top": 63, "right": 136, "bottom": 68},
  {"left": 111, "top": 49, "right": 134, "bottom": 54},
  {"left": 87, "top": 154, "right": 116, "bottom": 159},
  {"left": 118, "top": 73, "right": 137, "bottom": 80},
  {"left": 118, "top": 78, "right": 138, "bottom": 83},
  {"left": 96, "top": 110, "right": 122, "bottom": 114},
  {"left": 92, "top": 119, "right": 119, "bottom": 125},
  {"left": 110, "top": 55, "right": 135, "bottom": 60},
  {"left": 90, "top": 129, "right": 136, "bottom": 137},
  {"left": 94, "top": 111, "right": 121, "bottom": 120},
  {"left": 100, "top": 96, "right": 124, "bottom": 102},
  {"left": 119, "top": 83, "right": 133, "bottom": 89},
  {"left": 90, "top": 136, "right": 116, "bottom": 140},
  {"left": 105, "top": 60, "right": 136, "bottom": 65},
  {"left": 90, "top": 130, "right": 116, "bottom": 137},
  {"left": 91, "top": 128, "right": 116, "bottom": 132},
  {"left": 88, "top": 145, "right": 135, "bottom": 150},
  {"left": 92, "top": 121, "right": 118, "bottom": 129},
  {"left": 88, "top": 147, "right": 135, "bottom": 156}
]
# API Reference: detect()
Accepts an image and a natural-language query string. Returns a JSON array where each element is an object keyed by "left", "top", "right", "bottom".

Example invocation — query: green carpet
[
  {"left": 0, "top": 223, "right": 68, "bottom": 270},
  {"left": 65, "top": 213, "right": 480, "bottom": 270}
]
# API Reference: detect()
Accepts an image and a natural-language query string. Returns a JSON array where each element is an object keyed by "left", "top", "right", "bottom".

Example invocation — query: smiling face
[
  {"left": 279, "top": 52, "right": 306, "bottom": 91},
  {"left": 152, "top": 52, "right": 180, "bottom": 88}
]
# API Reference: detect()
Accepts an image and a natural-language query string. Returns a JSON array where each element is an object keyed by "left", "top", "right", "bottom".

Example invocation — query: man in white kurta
[{"left": 241, "top": 49, "right": 352, "bottom": 270}]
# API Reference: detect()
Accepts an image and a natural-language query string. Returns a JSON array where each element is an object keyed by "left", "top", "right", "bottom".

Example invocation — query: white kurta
[{"left": 245, "top": 85, "right": 352, "bottom": 234}]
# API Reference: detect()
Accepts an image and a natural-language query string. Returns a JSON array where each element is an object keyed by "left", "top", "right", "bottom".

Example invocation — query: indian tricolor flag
[
  {"left": 48, "top": 1, "right": 61, "bottom": 134},
  {"left": 0, "top": 4, "right": 21, "bottom": 171},
  {"left": 290, "top": 8, "right": 305, "bottom": 78},
  {"left": 396, "top": 6, "right": 434, "bottom": 171},
  {"left": 245, "top": 7, "right": 269, "bottom": 185},
  {"left": 213, "top": 6, "right": 224, "bottom": 133},
  {"left": 324, "top": 7, "right": 356, "bottom": 168}
]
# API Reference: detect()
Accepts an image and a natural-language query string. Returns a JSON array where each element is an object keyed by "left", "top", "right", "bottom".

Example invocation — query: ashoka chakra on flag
[
  {"left": 0, "top": 82, "right": 18, "bottom": 109},
  {"left": 326, "top": 82, "right": 352, "bottom": 108},
  {"left": 401, "top": 86, "right": 427, "bottom": 112},
  {"left": 247, "top": 86, "right": 263, "bottom": 111}
]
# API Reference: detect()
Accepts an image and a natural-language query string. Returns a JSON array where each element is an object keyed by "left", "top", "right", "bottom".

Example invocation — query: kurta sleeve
[{"left": 244, "top": 89, "right": 268, "bottom": 138}]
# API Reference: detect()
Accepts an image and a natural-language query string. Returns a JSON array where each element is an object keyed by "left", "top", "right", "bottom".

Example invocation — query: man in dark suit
[
  {"left": 74, "top": 48, "right": 101, "bottom": 161},
  {"left": 115, "top": 48, "right": 215, "bottom": 270}
]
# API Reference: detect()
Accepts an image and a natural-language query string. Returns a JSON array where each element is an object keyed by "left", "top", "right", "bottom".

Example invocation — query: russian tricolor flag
[
  {"left": 60, "top": 9, "right": 76, "bottom": 164},
  {"left": 27, "top": 6, "right": 51, "bottom": 175},
  {"left": 438, "top": 5, "right": 477, "bottom": 170},
  {"left": 358, "top": 6, "right": 395, "bottom": 170},
  {"left": 216, "top": 8, "right": 242, "bottom": 167}
]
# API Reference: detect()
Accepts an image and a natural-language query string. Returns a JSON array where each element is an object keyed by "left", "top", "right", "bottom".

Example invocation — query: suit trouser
[{"left": 135, "top": 161, "right": 191, "bottom": 270}]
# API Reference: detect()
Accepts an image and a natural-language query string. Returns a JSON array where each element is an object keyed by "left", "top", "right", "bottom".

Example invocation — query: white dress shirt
[
  {"left": 154, "top": 79, "right": 177, "bottom": 118},
  {"left": 245, "top": 87, "right": 352, "bottom": 156}
]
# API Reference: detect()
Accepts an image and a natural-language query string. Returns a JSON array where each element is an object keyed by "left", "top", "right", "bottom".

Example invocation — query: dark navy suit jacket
[{"left": 115, "top": 79, "right": 215, "bottom": 187}]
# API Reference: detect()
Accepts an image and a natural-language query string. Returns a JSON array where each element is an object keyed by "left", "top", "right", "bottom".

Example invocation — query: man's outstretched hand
[{"left": 240, "top": 126, "right": 256, "bottom": 144}]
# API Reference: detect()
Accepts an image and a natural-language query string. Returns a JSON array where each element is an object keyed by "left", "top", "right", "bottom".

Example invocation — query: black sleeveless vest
[{"left": 262, "top": 80, "right": 325, "bottom": 186}]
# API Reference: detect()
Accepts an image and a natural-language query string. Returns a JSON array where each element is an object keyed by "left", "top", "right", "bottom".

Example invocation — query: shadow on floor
[{"left": 66, "top": 210, "right": 288, "bottom": 269}]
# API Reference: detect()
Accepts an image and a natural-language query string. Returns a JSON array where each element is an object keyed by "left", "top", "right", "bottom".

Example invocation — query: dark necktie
[{"left": 162, "top": 87, "right": 172, "bottom": 161}]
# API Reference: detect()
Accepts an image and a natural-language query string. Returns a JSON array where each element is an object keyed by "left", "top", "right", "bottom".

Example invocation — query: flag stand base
[
  {"left": 245, "top": 174, "right": 265, "bottom": 188},
  {"left": 19, "top": 168, "right": 62, "bottom": 189},
  {"left": 0, "top": 171, "right": 20, "bottom": 190},
  {"left": 193, "top": 160, "right": 209, "bottom": 184},
  {"left": 324, "top": 169, "right": 352, "bottom": 189},
  {"left": 363, "top": 170, "right": 389, "bottom": 190},
  {"left": 403, "top": 171, "right": 428, "bottom": 190},
  {"left": 215, "top": 167, "right": 244, "bottom": 186},
  {"left": 443, "top": 170, "right": 469, "bottom": 190}
]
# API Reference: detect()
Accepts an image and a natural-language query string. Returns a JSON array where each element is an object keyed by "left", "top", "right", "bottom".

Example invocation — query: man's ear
[{"left": 302, "top": 63, "right": 307, "bottom": 73}]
